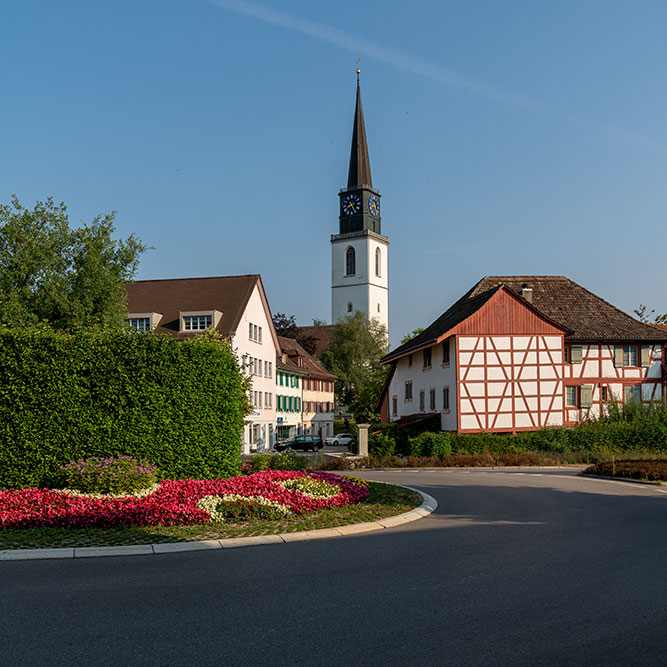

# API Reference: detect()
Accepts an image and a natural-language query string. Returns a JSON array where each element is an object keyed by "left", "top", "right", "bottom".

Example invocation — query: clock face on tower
[
  {"left": 369, "top": 195, "right": 380, "bottom": 217},
  {"left": 342, "top": 193, "right": 361, "bottom": 215}
]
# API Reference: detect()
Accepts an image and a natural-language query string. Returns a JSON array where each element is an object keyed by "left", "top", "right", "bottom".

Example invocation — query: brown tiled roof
[
  {"left": 470, "top": 276, "right": 667, "bottom": 342},
  {"left": 295, "top": 324, "right": 334, "bottom": 358},
  {"left": 651, "top": 323, "right": 667, "bottom": 332},
  {"left": 278, "top": 336, "right": 339, "bottom": 381},
  {"left": 126, "top": 275, "right": 262, "bottom": 340},
  {"left": 276, "top": 355, "right": 307, "bottom": 376},
  {"left": 384, "top": 275, "right": 667, "bottom": 363}
]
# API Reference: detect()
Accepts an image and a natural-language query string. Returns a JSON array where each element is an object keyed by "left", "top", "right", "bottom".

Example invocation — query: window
[
  {"left": 258, "top": 392, "right": 262, "bottom": 408},
  {"left": 264, "top": 361, "right": 268, "bottom": 377},
  {"left": 184, "top": 315, "right": 212, "bottom": 330},
  {"left": 429, "top": 388, "right": 436, "bottom": 411},
  {"left": 377, "top": 303, "right": 380, "bottom": 313},
  {"left": 442, "top": 341, "right": 450, "bottom": 365},
  {"left": 126, "top": 317, "right": 151, "bottom": 332},
  {"left": 265, "top": 392, "right": 272, "bottom": 408},
  {"left": 268, "top": 362, "right": 272, "bottom": 378},
  {"left": 248, "top": 323, "right": 262, "bottom": 343},
  {"left": 404, "top": 381, "right": 413, "bottom": 402},
  {"left": 601, "top": 386, "right": 608, "bottom": 402},
  {"left": 419, "top": 390, "right": 425, "bottom": 412},
  {"left": 624, "top": 385, "right": 641, "bottom": 403},
  {"left": 345, "top": 247, "right": 356, "bottom": 275},
  {"left": 391, "top": 395, "right": 398, "bottom": 416},
  {"left": 375, "top": 247, "right": 381, "bottom": 277},
  {"left": 443, "top": 387, "right": 450, "bottom": 412},
  {"left": 564, "top": 346, "right": 570, "bottom": 363},
  {"left": 347, "top": 302, "right": 353, "bottom": 313},
  {"left": 614, "top": 345, "right": 638, "bottom": 367},
  {"left": 423, "top": 348, "right": 432, "bottom": 369},
  {"left": 565, "top": 386, "right": 578, "bottom": 407},
  {"left": 408, "top": 354, "right": 413, "bottom": 367}
]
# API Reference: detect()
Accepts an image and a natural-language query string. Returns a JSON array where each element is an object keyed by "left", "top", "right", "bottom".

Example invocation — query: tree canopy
[
  {"left": 0, "top": 196, "right": 147, "bottom": 331},
  {"left": 272, "top": 312, "right": 318, "bottom": 355},
  {"left": 634, "top": 304, "right": 667, "bottom": 325},
  {"left": 401, "top": 327, "right": 425, "bottom": 344},
  {"left": 320, "top": 311, "right": 388, "bottom": 422}
]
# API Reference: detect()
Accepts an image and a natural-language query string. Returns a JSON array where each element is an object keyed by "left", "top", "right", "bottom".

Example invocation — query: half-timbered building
[{"left": 380, "top": 276, "right": 667, "bottom": 433}]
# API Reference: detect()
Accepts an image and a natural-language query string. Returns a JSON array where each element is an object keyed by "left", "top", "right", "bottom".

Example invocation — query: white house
[
  {"left": 379, "top": 276, "right": 667, "bottom": 433},
  {"left": 126, "top": 274, "right": 280, "bottom": 453}
]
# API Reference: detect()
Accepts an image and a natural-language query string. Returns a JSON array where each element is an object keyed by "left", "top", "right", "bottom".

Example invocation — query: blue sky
[{"left": 2, "top": 0, "right": 666, "bottom": 347}]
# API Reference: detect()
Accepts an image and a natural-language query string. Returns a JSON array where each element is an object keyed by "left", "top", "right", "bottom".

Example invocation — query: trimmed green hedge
[
  {"left": 369, "top": 405, "right": 667, "bottom": 459},
  {"left": 0, "top": 329, "right": 248, "bottom": 489}
]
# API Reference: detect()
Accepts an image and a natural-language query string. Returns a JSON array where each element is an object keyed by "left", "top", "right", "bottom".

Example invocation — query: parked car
[
  {"left": 327, "top": 433, "right": 355, "bottom": 447},
  {"left": 274, "top": 435, "right": 323, "bottom": 452}
]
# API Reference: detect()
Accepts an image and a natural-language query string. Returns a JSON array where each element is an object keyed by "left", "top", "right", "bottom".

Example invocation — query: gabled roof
[
  {"left": 125, "top": 274, "right": 277, "bottom": 344},
  {"left": 469, "top": 276, "right": 667, "bottom": 342},
  {"left": 278, "top": 335, "right": 339, "bottom": 381},
  {"left": 383, "top": 275, "right": 667, "bottom": 363},
  {"left": 384, "top": 286, "right": 502, "bottom": 362},
  {"left": 651, "top": 323, "right": 667, "bottom": 332}
]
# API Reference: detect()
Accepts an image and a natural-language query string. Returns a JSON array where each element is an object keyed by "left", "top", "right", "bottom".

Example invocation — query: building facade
[
  {"left": 275, "top": 358, "right": 305, "bottom": 440},
  {"left": 126, "top": 274, "right": 279, "bottom": 454},
  {"left": 331, "top": 73, "right": 389, "bottom": 338},
  {"left": 278, "top": 336, "right": 338, "bottom": 440},
  {"left": 380, "top": 276, "right": 667, "bottom": 433}
]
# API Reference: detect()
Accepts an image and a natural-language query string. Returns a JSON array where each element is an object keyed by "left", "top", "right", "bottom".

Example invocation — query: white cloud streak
[{"left": 206, "top": 0, "right": 666, "bottom": 154}]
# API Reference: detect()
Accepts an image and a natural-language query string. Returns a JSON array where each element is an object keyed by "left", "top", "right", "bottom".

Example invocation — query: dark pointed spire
[{"left": 347, "top": 71, "right": 373, "bottom": 189}]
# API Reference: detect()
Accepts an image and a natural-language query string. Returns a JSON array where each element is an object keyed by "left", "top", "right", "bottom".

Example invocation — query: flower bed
[{"left": 0, "top": 471, "right": 369, "bottom": 530}]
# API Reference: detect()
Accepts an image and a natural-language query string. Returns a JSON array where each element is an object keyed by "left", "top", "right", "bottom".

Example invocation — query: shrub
[
  {"left": 269, "top": 450, "right": 310, "bottom": 472},
  {"left": 408, "top": 432, "right": 452, "bottom": 457},
  {"left": 369, "top": 432, "right": 396, "bottom": 457},
  {"left": 48, "top": 456, "right": 159, "bottom": 495},
  {"left": 583, "top": 459, "right": 667, "bottom": 481}
]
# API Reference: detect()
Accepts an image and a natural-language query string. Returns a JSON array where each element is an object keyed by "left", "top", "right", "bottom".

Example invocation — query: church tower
[{"left": 331, "top": 72, "right": 389, "bottom": 336}]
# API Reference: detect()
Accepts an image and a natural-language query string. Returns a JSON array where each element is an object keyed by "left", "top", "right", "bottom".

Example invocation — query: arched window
[
  {"left": 347, "top": 302, "right": 353, "bottom": 313},
  {"left": 375, "top": 247, "right": 381, "bottom": 277},
  {"left": 345, "top": 246, "right": 356, "bottom": 275}
]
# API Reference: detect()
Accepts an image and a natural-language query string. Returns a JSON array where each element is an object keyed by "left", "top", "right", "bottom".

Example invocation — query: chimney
[{"left": 520, "top": 286, "right": 533, "bottom": 303}]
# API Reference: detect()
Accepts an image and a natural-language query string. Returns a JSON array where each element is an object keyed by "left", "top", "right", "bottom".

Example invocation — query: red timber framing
[
  {"left": 448, "top": 287, "right": 569, "bottom": 433},
  {"left": 562, "top": 343, "right": 666, "bottom": 424}
]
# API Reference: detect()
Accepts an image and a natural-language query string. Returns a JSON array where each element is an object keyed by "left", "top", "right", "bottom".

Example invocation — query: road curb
[{"left": 0, "top": 485, "right": 437, "bottom": 561}]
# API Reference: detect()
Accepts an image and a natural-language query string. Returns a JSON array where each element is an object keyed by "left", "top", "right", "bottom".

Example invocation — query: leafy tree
[
  {"left": 272, "top": 312, "right": 318, "bottom": 355},
  {"left": 634, "top": 304, "right": 667, "bottom": 324},
  {"left": 401, "top": 327, "right": 425, "bottom": 344},
  {"left": 0, "top": 195, "right": 147, "bottom": 330},
  {"left": 320, "top": 311, "right": 388, "bottom": 419}
]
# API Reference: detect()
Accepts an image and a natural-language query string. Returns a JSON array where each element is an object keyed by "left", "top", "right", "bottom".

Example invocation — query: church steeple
[
  {"left": 347, "top": 73, "right": 373, "bottom": 189},
  {"left": 331, "top": 72, "right": 389, "bottom": 336},
  {"left": 338, "top": 72, "right": 381, "bottom": 236}
]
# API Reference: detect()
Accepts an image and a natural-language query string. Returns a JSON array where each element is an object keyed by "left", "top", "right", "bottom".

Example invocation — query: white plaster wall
[
  {"left": 231, "top": 284, "right": 277, "bottom": 453},
  {"left": 331, "top": 234, "right": 389, "bottom": 333},
  {"left": 387, "top": 338, "right": 457, "bottom": 430}
]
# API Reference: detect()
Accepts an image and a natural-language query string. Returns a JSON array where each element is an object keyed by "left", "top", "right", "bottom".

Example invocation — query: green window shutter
[
  {"left": 613, "top": 347, "right": 624, "bottom": 368},
  {"left": 580, "top": 384, "right": 593, "bottom": 408},
  {"left": 571, "top": 346, "right": 582, "bottom": 364},
  {"left": 641, "top": 346, "right": 651, "bottom": 368}
]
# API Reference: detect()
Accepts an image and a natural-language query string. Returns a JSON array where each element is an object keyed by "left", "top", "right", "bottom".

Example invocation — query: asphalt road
[{"left": 2, "top": 468, "right": 666, "bottom": 666}]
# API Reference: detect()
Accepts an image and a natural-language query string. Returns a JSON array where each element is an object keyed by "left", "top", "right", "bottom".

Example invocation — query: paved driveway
[{"left": 1, "top": 468, "right": 666, "bottom": 666}]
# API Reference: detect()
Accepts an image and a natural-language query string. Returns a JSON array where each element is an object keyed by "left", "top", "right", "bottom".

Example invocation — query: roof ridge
[{"left": 130, "top": 274, "right": 260, "bottom": 284}]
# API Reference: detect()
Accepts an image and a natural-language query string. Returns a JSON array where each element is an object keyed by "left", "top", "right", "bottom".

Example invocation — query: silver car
[{"left": 327, "top": 433, "right": 355, "bottom": 447}]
